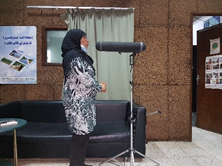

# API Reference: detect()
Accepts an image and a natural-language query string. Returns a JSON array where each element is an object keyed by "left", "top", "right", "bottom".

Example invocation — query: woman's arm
[{"left": 72, "top": 57, "right": 107, "bottom": 92}]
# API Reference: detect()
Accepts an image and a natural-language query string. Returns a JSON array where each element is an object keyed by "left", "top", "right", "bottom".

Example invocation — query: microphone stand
[{"left": 99, "top": 53, "right": 160, "bottom": 166}]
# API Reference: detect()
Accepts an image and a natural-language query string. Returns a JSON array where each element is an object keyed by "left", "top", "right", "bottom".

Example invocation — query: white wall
[
  {"left": 193, "top": 16, "right": 222, "bottom": 45},
  {"left": 193, "top": 16, "right": 212, "bottom": 45}
]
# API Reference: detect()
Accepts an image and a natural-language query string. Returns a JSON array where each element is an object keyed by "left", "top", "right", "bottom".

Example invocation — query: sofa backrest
[
  {"left": 19, "top": 100, "right": 66, "bottom": 123},
  {"left": 0, "top": 101, "right": 21, "bottom": 118},
  {"left": 0, "top": 100, "right": 130, "bottom": 123},
  {"left": 95, "top": 100, "right": 130, "bottom": 122}
]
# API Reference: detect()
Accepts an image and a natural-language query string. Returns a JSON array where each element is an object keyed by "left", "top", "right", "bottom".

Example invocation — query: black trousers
[{"left": 70, "top": 133, "right": 90, "bottom": 166}]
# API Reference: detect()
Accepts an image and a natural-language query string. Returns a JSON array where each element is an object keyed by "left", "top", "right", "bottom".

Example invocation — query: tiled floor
[{"left": 13, "top": 126, "right": 222, "bottom": 166}]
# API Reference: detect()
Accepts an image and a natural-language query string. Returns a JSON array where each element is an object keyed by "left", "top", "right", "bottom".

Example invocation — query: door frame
[{"left": 190, "top": 12, "right": 222, "bottom": 127}]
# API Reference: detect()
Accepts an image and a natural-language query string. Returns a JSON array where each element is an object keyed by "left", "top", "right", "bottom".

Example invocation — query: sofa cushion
[
  {"left": 0, "top": 121, "right": 130, "bottom": 144},
  {"left": 15, "top": 122, "right": 71, "bottom": 144},
  {"left": 90, "top": 120, "right": 130, "bottom": 143},
  {"left": 0, "top": 123, "right": 71, "bottom": 144}
]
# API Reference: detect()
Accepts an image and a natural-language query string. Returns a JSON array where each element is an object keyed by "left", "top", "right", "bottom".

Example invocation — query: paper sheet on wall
[
  {"left": 210, "top": 38, "right": 220, "bottom": 55},
  {"left": 205, "top": 55, "right": 222, "bottom": 89},
  {"left": 0, "top": 26, "right": 37, "bottom": 84}
]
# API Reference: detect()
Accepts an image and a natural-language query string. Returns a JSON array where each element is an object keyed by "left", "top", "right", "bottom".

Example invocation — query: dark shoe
[{"left": 84, "top": 164, "right": 92, "bottom": 166}]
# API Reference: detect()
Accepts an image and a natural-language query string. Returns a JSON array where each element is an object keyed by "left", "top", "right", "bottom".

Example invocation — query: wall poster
[
  {"left": 205, "top": 55, "right": 222, "bottom": 89},
  {"left": 210, "top": 37, "right": 220, "bottom": 55},
  {"left": 0, "top": 26, "right": 37, "bottom": 84}
]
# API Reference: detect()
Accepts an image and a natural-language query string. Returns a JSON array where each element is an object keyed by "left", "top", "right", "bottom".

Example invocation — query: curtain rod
[{"left": 27, "top": 6, "right": 134, "bottom": 10}]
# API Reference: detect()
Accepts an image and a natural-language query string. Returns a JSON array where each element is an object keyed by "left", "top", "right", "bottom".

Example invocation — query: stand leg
[
  {"left": 99, "top": 149, "right": 129, "bottom": 166},
  {"left": 13, "top": 129, "right": 18, "bottom": 166},
  {"left": 134, "top": 150, "right": 160, "bottom": 166},
  {"left": 99, "top": 148, "right": 160, "bottom": 166}
]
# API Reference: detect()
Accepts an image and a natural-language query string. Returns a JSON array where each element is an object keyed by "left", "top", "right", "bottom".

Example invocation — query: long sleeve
[
  {"left": 63, "top": 55, "right": 100, "bottom": 135},
  {"left": 73, "top": 57, "right": 102, "bottom": 93},
  {"left": 63, "top": 56, "right": 101, "bottom": 100}
]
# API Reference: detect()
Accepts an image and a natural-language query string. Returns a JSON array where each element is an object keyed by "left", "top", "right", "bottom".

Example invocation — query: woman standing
[{"left": 61, "top": 29, "right": 107, "bottom": 166}]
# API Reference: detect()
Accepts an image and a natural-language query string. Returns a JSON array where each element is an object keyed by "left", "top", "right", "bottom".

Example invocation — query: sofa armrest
[
  {"left": 133, "top": 102, "right": 146, "bottom": 156},
  {"left": 0, "top": 101, "right": 21, "bottom": 118}
]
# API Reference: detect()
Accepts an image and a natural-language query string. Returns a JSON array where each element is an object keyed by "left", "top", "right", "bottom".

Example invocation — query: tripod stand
[{"left": 99, "top": 53, "right": 160, "bottom": 166}]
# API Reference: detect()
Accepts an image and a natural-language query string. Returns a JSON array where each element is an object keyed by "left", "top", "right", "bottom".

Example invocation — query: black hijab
[
  {"left": 61, "top": 29, "right": 94, "bottom": 68},
  {"left": 61, "top": 29, "right": 86, "bottom": 57}
]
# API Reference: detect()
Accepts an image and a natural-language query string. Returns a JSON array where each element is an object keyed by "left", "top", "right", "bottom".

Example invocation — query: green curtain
[{"left": 61, "top": 8, "right": 134, "bottom": 100}]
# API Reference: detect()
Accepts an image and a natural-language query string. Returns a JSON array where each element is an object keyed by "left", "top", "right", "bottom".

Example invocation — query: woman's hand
[{"left": 100, "top": 82, "right": 108, "bottom": 92}]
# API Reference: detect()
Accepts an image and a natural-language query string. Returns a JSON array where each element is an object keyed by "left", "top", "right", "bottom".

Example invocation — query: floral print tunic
[
  {"left": 63, "top": 56, "right": 101, "bottom": 135},
  {"left": 61, "top": 29, "right": 101, "bottom": 135}
]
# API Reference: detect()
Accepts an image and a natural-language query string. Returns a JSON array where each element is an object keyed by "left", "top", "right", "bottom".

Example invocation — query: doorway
[{"left": 192, "top": 14, "right": 222, "bottom": 134}]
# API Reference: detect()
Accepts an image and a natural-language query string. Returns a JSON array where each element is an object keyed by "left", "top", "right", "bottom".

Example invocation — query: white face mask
[{"left": 81, "top": 44, "right": 87, "bottom": 53}]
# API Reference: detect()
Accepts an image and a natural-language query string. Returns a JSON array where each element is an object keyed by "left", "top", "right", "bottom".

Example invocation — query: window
[{"left": 42, "top": 26, "right": 67, "bottom": 65}]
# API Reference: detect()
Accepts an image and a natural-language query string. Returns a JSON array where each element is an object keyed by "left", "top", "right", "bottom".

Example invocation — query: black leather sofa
[{"left": 0, "top": 100, "right": 146, "bottom": 158}]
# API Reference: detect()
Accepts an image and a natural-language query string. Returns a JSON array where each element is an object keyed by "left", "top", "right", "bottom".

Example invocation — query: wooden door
[{"left": 196, "top": 23, "right": 222, "bottom": 134}]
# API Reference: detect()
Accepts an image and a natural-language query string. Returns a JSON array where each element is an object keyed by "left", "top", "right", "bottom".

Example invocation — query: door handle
[{"left": 196, "top": 75, "right": 201, "bottom": 85}]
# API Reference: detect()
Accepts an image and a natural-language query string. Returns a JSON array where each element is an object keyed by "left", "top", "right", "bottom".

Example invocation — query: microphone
[{"left": 96, "top": 41, "right": 146, "bottom": 53}]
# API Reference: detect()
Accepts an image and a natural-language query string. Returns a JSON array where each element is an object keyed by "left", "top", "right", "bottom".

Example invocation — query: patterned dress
[
  {"left": 63, "top": 55, "right": 101, "bottom": 135},
  {"left": 61, "top": 29, "right": 101, "bottom": 135}
]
